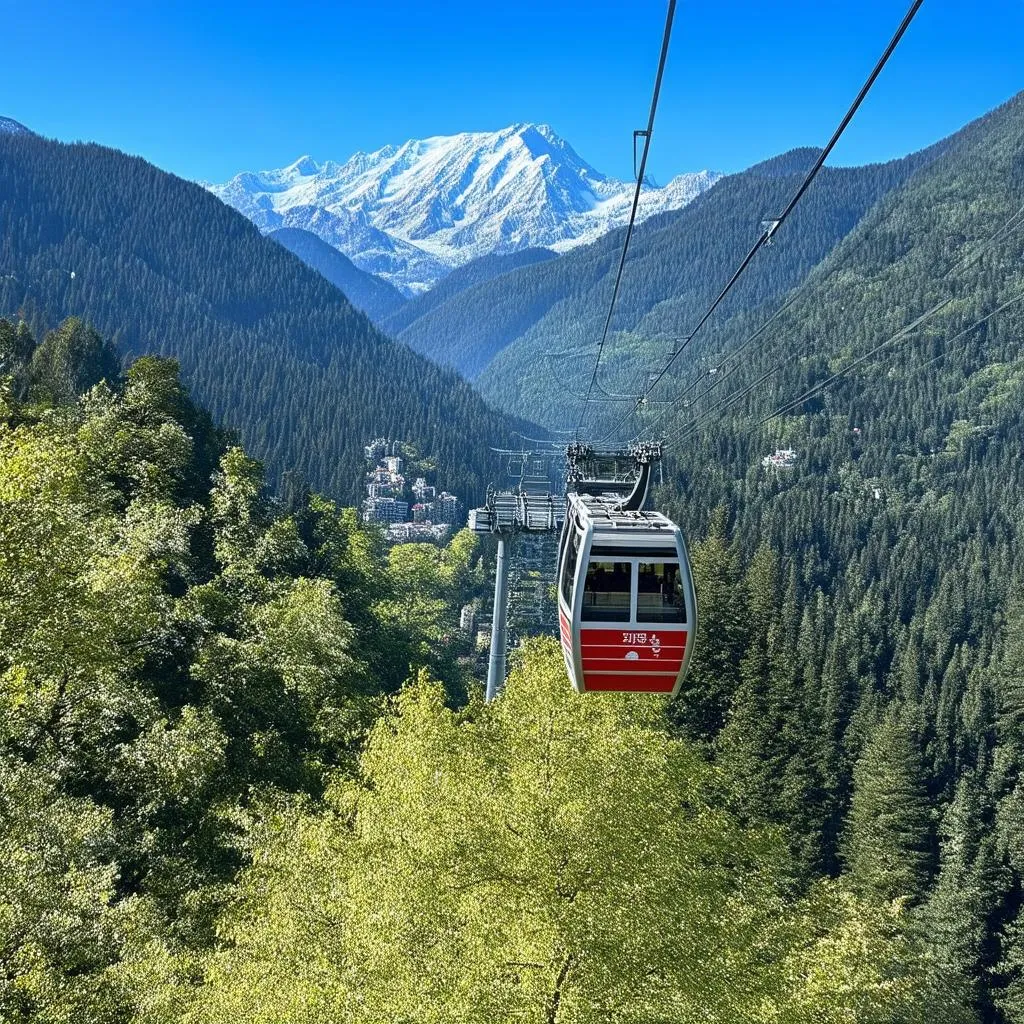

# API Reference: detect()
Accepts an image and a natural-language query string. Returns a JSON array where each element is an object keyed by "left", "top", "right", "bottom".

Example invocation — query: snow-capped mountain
[
  {"left": 208, "top": 124, "right": 720, "bottom": 294},
  {"left": 0, "top": 116, "right": 33, "bottom": 136}
]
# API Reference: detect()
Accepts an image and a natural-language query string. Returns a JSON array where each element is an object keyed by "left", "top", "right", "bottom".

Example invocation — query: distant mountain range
[{"left": 207, "top": 124, "right": 720, "bottom": 294}]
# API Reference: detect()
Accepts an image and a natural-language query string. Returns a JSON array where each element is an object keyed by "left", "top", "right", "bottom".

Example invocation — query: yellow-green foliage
[{"left": 194, "top": 640, "right": 958, "bottom": 1024}]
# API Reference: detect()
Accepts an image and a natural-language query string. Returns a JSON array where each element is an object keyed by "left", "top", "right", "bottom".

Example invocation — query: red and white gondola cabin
[{"left": 557, "top": 492, "right": 697, "bottom": 696}]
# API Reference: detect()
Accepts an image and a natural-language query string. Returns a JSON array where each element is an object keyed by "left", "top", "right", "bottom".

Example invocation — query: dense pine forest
[
  {"left": 379, "top": 245, "right": 557, "bottom": 338},
  {"left": 1, "top": 315, "right": 989, "bottom": 1021},
  {"left": 631, "top": 92, "right": 1024, "bottom": 1020},
  {"left": 0, "top": 131, "right": 528, "bottom": 505},
  {"left": 4, "top": 85, "right": 1024, "bottom": 1021},
  {"left": 267, "top": 227, "right": 407, "bottom": 325}
]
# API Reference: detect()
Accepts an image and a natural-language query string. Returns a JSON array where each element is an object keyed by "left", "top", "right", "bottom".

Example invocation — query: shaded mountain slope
[
  {"left": 268, "top": 227, "right": 406, "bottom": 325},
  {"left": 381, "top": 246, "right": 556, "bottom": 339},
  {"left": 658, "top": 92, "right": 1024, "bottom": 488},
  {"left": 0, "top": 132, "right": 526, "bottom": 503}
]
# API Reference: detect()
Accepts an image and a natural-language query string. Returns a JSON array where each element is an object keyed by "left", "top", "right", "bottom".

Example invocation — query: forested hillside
[
  {"left": 268, "top": 227, "right": 407, "bottom": 324},
  {"left": 383, "top": 138, "right": 942, "bottom": 411},
  {"left": 381, "top": 245, "right": 556, "bottom": 339},
  {"left": 476, "top": 136, "right": 956, "bottom": 425},
  {"left": 625, "top": 90, "right": 1024, "bottom": 1020},
  {"left": 0, "top": 316, "right": 971, "bottom": 1022},
  {"left": 0, "top": 131, "right": 524, "bottom": 504},
  {"left": 5, "top": 80, "right": 1024, "bottom": 1023}
]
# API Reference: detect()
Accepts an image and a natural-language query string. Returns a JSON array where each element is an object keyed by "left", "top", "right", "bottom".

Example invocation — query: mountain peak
[
  {"left": 208, "top": 125, "right": 721, "bottom": 293},
  {"left": 285, "top": 154, "right": 319, "bottom": 176},
  {"left": 518, "top": 122, "right": 557, "bottom": 140},
  {"left": 746, "top": 147, "right": 822, "bottom": 179}
]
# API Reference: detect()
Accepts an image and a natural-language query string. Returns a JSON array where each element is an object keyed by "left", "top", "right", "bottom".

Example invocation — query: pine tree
[
  {"left": 671, "top": 506, "right": 748, "bottom": 742},
  {"left": 922, "top": 774, "right": 1007, "bottom": 1015},
  {"left": 0, "top": 317, "right": 35, "bottom": 382},
  {"left": 28, "top": 316, "right": 119, "bottom": 402},
  {"left": 997, "top": 911, "right": 1024, "bottom": 1022},
  {"left": 844, "top": 710, "right": 934, "bottom": 904}
]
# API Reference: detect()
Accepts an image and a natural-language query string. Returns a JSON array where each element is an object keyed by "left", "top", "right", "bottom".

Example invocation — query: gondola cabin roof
[{"left": 570, "top": 493, "right": 675, "bottom": 528}]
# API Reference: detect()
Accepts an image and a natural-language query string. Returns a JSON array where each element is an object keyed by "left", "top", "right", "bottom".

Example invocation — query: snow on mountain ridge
[
  {"left": 208, "top": 124, "right": 721, "bottom": 294},
  {"left": 0, "top": 116, "right": 33, "bottom": 136}
]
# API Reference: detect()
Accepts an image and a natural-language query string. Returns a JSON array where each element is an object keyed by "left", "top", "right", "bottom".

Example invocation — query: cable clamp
[{"left": 633, "top": 130, "right": 651, "bottom": 180}]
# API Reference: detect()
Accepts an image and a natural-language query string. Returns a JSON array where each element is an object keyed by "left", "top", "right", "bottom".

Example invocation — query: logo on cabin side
[{"left": 621, "top": 632, "right": 661, "bottom": 658}]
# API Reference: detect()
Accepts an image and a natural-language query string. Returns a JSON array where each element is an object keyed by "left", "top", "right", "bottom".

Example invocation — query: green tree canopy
[
  {"left": 195, "top": 639, "right": 961, "bottom": 1023},
  {"left": 28, "top": 317, "right": 120, "bottom": 403}
]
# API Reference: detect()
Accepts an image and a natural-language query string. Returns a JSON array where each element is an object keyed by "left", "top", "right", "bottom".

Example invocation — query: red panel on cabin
[
  {"left": 580, "top": 644, "right": 686, "bottom": 665},
  {"left": 559, "top": 608, "right": 572, "bottom": 639},
  {"left": 578, "top": 627, "right": 688, "bottom": 646},
  {"left": 579, "top": 628, "right": 687, "bottom": 662},
  {"left": 582, "top": 672, "right": 679, "bottom": 693},
  {"left": 582, "top": 655, "right": 684, "bottom": 673}
]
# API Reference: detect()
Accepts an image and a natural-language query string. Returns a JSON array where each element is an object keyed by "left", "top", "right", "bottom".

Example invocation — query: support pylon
[{"left": 485, "top": 535, "right": 511, "bottom": 702}]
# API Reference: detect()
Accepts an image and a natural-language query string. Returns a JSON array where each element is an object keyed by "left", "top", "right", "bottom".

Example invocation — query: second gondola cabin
[{"left": 557, "top": 492, "right": 696, "bottom": 695}]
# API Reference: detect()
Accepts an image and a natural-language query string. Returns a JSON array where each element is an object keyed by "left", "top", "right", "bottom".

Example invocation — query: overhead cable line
[
  {"left": 758, "top": 298, "right": 952, "bottom": 425},
  {"left": 511, "top": 430, "right": 571, "bottom": 447},
  {"left": 618, "top": 192, "right": 1024, "bottom": 448},
  {"left": 901, "top": 291, "right": 1024, "bottom": 381},
  {"left": 574, "top": 0, "right": 677, "bottom": 437},
  {"left": 760, "top": 289, "right": 1024, "bottom": 425},
  {"left": 663, "top": 288, "right": 1023, "bottom": 450},
  {"left": 624, "top": 188, "right": 1021, "bottom": 447},
  {"left": 664, "top": 199, "right": 1024, "bottom": 446},
  {"left": 613, "top": 292, "right": 806, "bottom": 445},
  {"left": 545, "top": 353, "right": 640, "bottom": 403},
  {"left": 600, "top": 0, "right": 925, "bottom": 443},
  {"left": 675, "top": 198, "right": 1024, "bottom": 440},
  {"left": 948, "top": 202, "right": 1024, "bottom": 275},
  {"left": 660, "top": 299, "right": 951, "bottom": 448},
  {"left": 664, "top": 364, "right": 784, "bottom": 448}
]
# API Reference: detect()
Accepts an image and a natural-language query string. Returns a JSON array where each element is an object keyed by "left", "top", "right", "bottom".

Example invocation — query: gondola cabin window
[
  {"left": 582, "top": 561, "right": 632, "bottom": 621},
  {"left": 561, "top": 531, "right": 580, "bottom": 604},
  {"left": 637, "top": 562, "right": 686, "bottom": 623}
]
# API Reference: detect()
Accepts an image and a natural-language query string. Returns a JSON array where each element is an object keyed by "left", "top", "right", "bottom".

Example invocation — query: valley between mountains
[{"left": 4, "top": 84, "right": 1024, "bottom": 1021}]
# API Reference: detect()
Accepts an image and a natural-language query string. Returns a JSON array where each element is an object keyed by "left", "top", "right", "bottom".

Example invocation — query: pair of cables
[
  {"left": 652, "top": 188, "right": 1024, "bottom": 448},
  {"left": 573, "top": 0, "right": 677, "bottom": 435},
  {"left": 586, "top": 0, "right": 926, "bottom": 446}
]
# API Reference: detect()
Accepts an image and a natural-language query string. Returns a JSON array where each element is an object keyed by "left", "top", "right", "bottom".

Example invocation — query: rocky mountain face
[{"left": 208, "top": 124, "right": 719, "bottom": 294}]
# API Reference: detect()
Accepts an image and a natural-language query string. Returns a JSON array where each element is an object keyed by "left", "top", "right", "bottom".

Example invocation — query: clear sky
[{"left": 3, "top": 0, "right": 1022, "bottom": 185}]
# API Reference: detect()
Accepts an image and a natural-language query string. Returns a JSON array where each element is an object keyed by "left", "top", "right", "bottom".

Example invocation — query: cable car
[{"left": 556, "top": 491, "right": 696, "bottom": 695}]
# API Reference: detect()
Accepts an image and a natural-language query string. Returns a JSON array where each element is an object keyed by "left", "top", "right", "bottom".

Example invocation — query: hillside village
[{"left": 362, "top": 438, "right": 464, "bottom": 543}]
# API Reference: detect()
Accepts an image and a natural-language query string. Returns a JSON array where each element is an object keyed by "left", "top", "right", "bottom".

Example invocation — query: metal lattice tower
[{"left": 468, "top": 450, "right": 565, "bottom": 701}]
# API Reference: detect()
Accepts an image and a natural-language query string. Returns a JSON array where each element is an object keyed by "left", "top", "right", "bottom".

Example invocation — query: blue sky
[{"left": 3, "top": 0, "right": 1022, "bottom": 184}]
